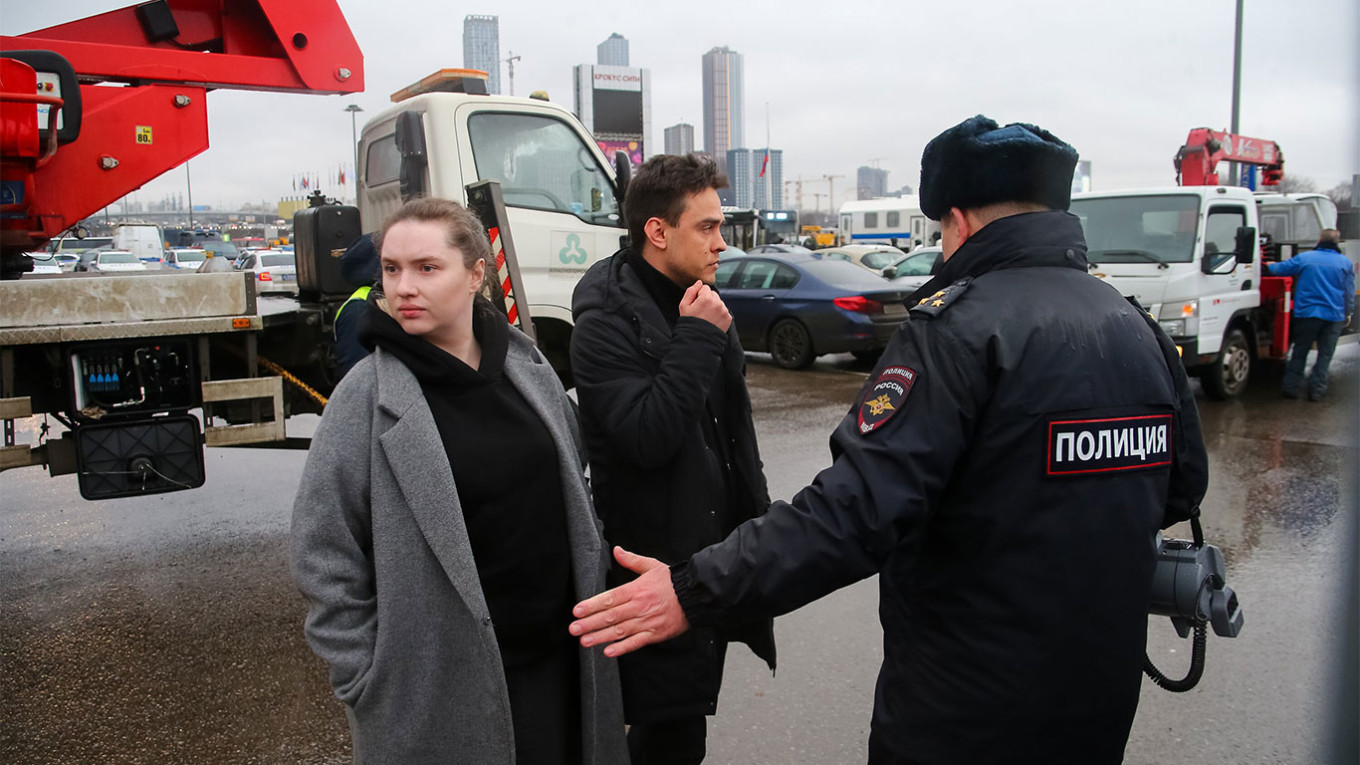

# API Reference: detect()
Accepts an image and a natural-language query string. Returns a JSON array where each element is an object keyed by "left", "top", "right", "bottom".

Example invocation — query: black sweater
[{"left": 361, "top": 303, "right": 574, "bottom": 665}]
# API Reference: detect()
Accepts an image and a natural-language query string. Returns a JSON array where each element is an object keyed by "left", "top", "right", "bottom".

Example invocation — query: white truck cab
[
  {"left": 1070, "top": 186, "right": 1263, "bottom": 398},
  {"left": 356, "top": 70, "right": 627, "bottom": 385}
]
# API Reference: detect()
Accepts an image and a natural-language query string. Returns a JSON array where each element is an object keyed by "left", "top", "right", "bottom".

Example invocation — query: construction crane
[
  {"left": 823, "top": 174, "right": 845, "bottom": 213},
  {"left": 503, "top": 51, "right": 521, "bottom": 96},
  {"left": 784, "top": 178, "right": 804, "bottom": 213}
]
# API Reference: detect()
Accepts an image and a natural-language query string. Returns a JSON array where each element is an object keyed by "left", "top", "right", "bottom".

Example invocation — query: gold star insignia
[
  {"left": 918, "top": 298, "right": 929, "bottom": 305},
  {"left": 932, "top": 298, "right": 945, "bottom": 307}
]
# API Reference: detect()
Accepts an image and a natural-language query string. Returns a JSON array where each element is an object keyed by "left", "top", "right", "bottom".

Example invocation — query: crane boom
[
  {"left": 1174, "top": 127, "right": 1284, "bottom": 187},
  {"left": 0, "top": 0, "right": 364, "bottom": 277}
]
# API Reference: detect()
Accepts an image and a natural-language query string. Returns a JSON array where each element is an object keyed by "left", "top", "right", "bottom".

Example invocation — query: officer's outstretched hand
[{"left": 570, "top": 547, "right": 690, "bottom": 658}]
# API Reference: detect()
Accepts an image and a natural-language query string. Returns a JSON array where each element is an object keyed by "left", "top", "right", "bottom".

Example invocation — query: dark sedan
[{"left": 715, "top": 253, "right": 913, "bottom": 368}]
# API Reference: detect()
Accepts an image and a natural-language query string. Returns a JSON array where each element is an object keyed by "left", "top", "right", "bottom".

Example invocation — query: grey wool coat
[{"left": 290, "top": 328, "right": 629, "bottom": 764}]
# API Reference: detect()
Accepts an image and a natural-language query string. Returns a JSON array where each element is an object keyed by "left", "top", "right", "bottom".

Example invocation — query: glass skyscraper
[
  {"left": 463, "top": 15, "right": 501, "bottom": 95},
  {"left": 664, "top": 123, "right": 695, "bottom": 156},
  {"left": 597, "top": 33, "right": 629, "bottom": 66},
  {"left": 702, "top": 47, "right": 743, "bottom": 177}
]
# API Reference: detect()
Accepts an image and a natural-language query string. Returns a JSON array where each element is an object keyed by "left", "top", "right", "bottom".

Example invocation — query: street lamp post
[
  {"left": 345, "top": 104, "right": 363, "bottom": 200},
  {"left": 1229, "top": 0, "right": 1244, "bottom": 187}
]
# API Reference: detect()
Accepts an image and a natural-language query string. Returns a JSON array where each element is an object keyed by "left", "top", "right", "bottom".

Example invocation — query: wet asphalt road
[{"left": 2, "top": 346, "right": 1356, "bottom": 764}]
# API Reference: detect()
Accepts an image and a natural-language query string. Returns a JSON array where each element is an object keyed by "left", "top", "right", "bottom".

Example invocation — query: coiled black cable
[{"left": 1143, "top": 620, "right": 1207, "bottom": 692}]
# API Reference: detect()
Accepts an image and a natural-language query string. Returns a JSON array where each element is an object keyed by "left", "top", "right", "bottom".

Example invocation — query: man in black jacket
[
  {"left": 569, "top": 154, "right": 775, "bottom": 765},
  {"left": 570, "top": 116, "right": 1210, "bottom": 764}
]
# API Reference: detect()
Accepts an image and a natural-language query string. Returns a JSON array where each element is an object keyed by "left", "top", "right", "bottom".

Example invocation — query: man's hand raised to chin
[
  {"left": 679, "top": 281, "right": 732, "bottom": 332},
  {"left": 569, "top": 547, "right": 690, "bottom": 658}
]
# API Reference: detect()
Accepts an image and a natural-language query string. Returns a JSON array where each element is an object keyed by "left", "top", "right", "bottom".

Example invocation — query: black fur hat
[{"left": 919, "top": 115, "right": 1079, "bottom": 221}]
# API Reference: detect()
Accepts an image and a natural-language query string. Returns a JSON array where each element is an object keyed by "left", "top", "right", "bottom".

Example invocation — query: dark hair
[
  {"left": 373, "top": 196, "right": 506, "bottom": 312},
  {"left": 625, "top": 154, "right": 728, "bottom": 250}
]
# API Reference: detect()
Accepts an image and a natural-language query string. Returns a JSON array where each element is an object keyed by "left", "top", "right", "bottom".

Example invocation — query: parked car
[
  {"left": 196, "top": 238, "right": 241, "bottom": 263},
  {"left": 882, "top": 246, "right": 943, "bottom": 291},
  {"left": 164, "top": 248, "right": 207, "bottom": 270},
  {"left": 719, "top": 245, "right": 748, "bottom": 259},
  {"left": 714, "top": 253, "right": 913, "bottom": 369},
  {"left": 747, "top": 243, "right": 814, "bottom": 256},
  {"left": 237, "top": 250, "right": 297, "bottom": 285},
  {"left": 815, "top": 244, "right": 906, "bottom": 272},
  {"left": 26, "top": 253, "right": 63, "bottom": 275},
  {"left": 77, "top": 250, "right": 148, "bottom": 273}
]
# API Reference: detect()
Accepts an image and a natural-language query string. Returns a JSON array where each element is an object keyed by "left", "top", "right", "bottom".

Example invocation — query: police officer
[
  {"left": 333, "top": 233, "right": 379, "bottom": 379},
  {"left": 568, "top": 115, "right": 1210, "bottom": 764}
]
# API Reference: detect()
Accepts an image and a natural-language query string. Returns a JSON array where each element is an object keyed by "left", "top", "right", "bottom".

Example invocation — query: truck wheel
[
  {"left": 1201, "top": 329, "right": 1251, "bottom": 400},
  {"left": 769, "top": 319, "right": 814, "bottom": 369}
]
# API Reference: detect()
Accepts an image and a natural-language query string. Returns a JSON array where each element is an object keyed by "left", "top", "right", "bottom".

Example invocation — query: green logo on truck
[{"left": 558, "top": 233, "right": 588, "bottom": 265}]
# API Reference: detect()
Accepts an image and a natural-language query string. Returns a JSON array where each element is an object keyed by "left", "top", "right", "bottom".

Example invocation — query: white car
[
  {"left": 26, "top": 252, "right": 66, "bottom": 275},
  {"left": 88, "top": 250, "right": 149, "bottom": 273},
  {"left": 164, "top": 248, "right": 207, "bottom": 270},
  {"left": 238, "top": 250, "right": 297, "bottom": 286},
  {"left": 815, "top": 244, "right": 907, "bottom": 272},
  {"left": 882, "top": 246, "right": 944, "bottom": 291}
]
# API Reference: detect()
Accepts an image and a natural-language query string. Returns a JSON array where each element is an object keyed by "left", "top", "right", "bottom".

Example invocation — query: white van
[
  {"left": 113, "top": 224, "right": 167, "bottom": 266},
  {"left": 837, "top": 197, "right": 939, "bottom": 249}
]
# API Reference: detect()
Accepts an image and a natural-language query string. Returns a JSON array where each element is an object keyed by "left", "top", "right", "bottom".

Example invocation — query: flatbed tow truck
[
  {"left": 0, "top": 1, "right": 371, "bottom": 499},
  {"left": 2, "top": 2, "right": 629, "bottom": 501}
]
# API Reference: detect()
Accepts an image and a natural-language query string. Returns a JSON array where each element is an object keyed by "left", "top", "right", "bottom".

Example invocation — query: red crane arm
[
  {"left": 1174, "top": 127, "right": 1285, "bottom": 187},
  {"left": 3, "top": 0, "right": 363, "bottom": 95},
  {"left": 0, "top": 1, "right": 364, "bottom": 269}
]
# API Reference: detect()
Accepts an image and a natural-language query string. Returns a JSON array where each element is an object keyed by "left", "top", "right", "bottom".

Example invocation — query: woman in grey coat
[{"left": 291, "top": 197, "right": 628, "bottom": 764}]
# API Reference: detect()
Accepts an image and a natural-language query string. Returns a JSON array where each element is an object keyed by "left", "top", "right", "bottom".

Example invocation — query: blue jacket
[{"left": 1266, "top": 246, "right": 1356, "bottom": 321}]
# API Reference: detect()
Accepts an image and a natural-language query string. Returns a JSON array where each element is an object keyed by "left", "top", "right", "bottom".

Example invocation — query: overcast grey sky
[{"left": 5, "top": 0, "right": 1357, "bottom": 214}]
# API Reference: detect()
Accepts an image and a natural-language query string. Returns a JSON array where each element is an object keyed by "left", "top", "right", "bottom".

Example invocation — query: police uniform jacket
[
  {"left": 672, "top": 210, "right": 1210, "bottom": 763},
  {"left": 570, "top": 249, "right": 776, "bottom": 723}
]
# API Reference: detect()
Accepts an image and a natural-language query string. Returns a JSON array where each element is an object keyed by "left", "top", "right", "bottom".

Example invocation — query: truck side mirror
[
  {"left": 394, "top": 111, "right": 428, "bottom": 202},
  {"left": 613, "top": 151, "right": 632, "bottom": 209},
  {"left": 1234, "top": 226, "right": 1256, "bottom": 265}
]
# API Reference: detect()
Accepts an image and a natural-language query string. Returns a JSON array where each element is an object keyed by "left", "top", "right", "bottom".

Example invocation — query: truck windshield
[
  {"left": 1070, "top": 194, "right": 1201, "bottom": 264},
  {"left": 467, "top": 112, "right": 621, "bottom": 227}
]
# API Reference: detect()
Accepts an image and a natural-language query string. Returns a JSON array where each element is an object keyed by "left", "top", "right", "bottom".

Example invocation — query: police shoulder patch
[
  {"left": 858, "top": 366, "right": 918, "bottom": 434},
  {"left": 909, "top": 277, "right": 972, "bottom": 318}
]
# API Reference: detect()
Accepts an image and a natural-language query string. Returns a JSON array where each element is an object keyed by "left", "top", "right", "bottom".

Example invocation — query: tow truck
[
  {"left": 1, "top": 2, "right": 628, "bottom": 500},
  {"left": 1069, "top": 129, "right": 1357, "bottom": 399}
]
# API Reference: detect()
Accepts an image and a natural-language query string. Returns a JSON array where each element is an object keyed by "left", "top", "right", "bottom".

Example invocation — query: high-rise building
[
  {"left": 598, "top": 33, "right": 629, "bottom": 66},
  {"left": 726, "top": 148, "right": 783, "bottom": 209},
  {"left": 574, "top": 64, "right": 651, "bottom": 168},
  {"left": 463, "top": 15, "right": 501, "bottom": 95},
  {"left": 857, "top": 166, "right": 889, "bottom": 200},
  {"left": 664, "top": 123, "right": 695, "bottom": 156},
  {"left": 702, "top": 47, "right": 744, "bottom": 175},
  {"left": 726, "top": 149, "right": 754, "bottom": 208}
]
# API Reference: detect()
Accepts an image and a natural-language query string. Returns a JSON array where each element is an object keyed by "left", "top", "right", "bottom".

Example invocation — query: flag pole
[{"left": 765, "top": 102, "right": 771, "bottom": 211}]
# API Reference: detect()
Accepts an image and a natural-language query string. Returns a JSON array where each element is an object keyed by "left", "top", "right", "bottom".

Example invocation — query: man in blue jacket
[{"left": 1266, "top": 229, "right": 1355, "bottom": 401}]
